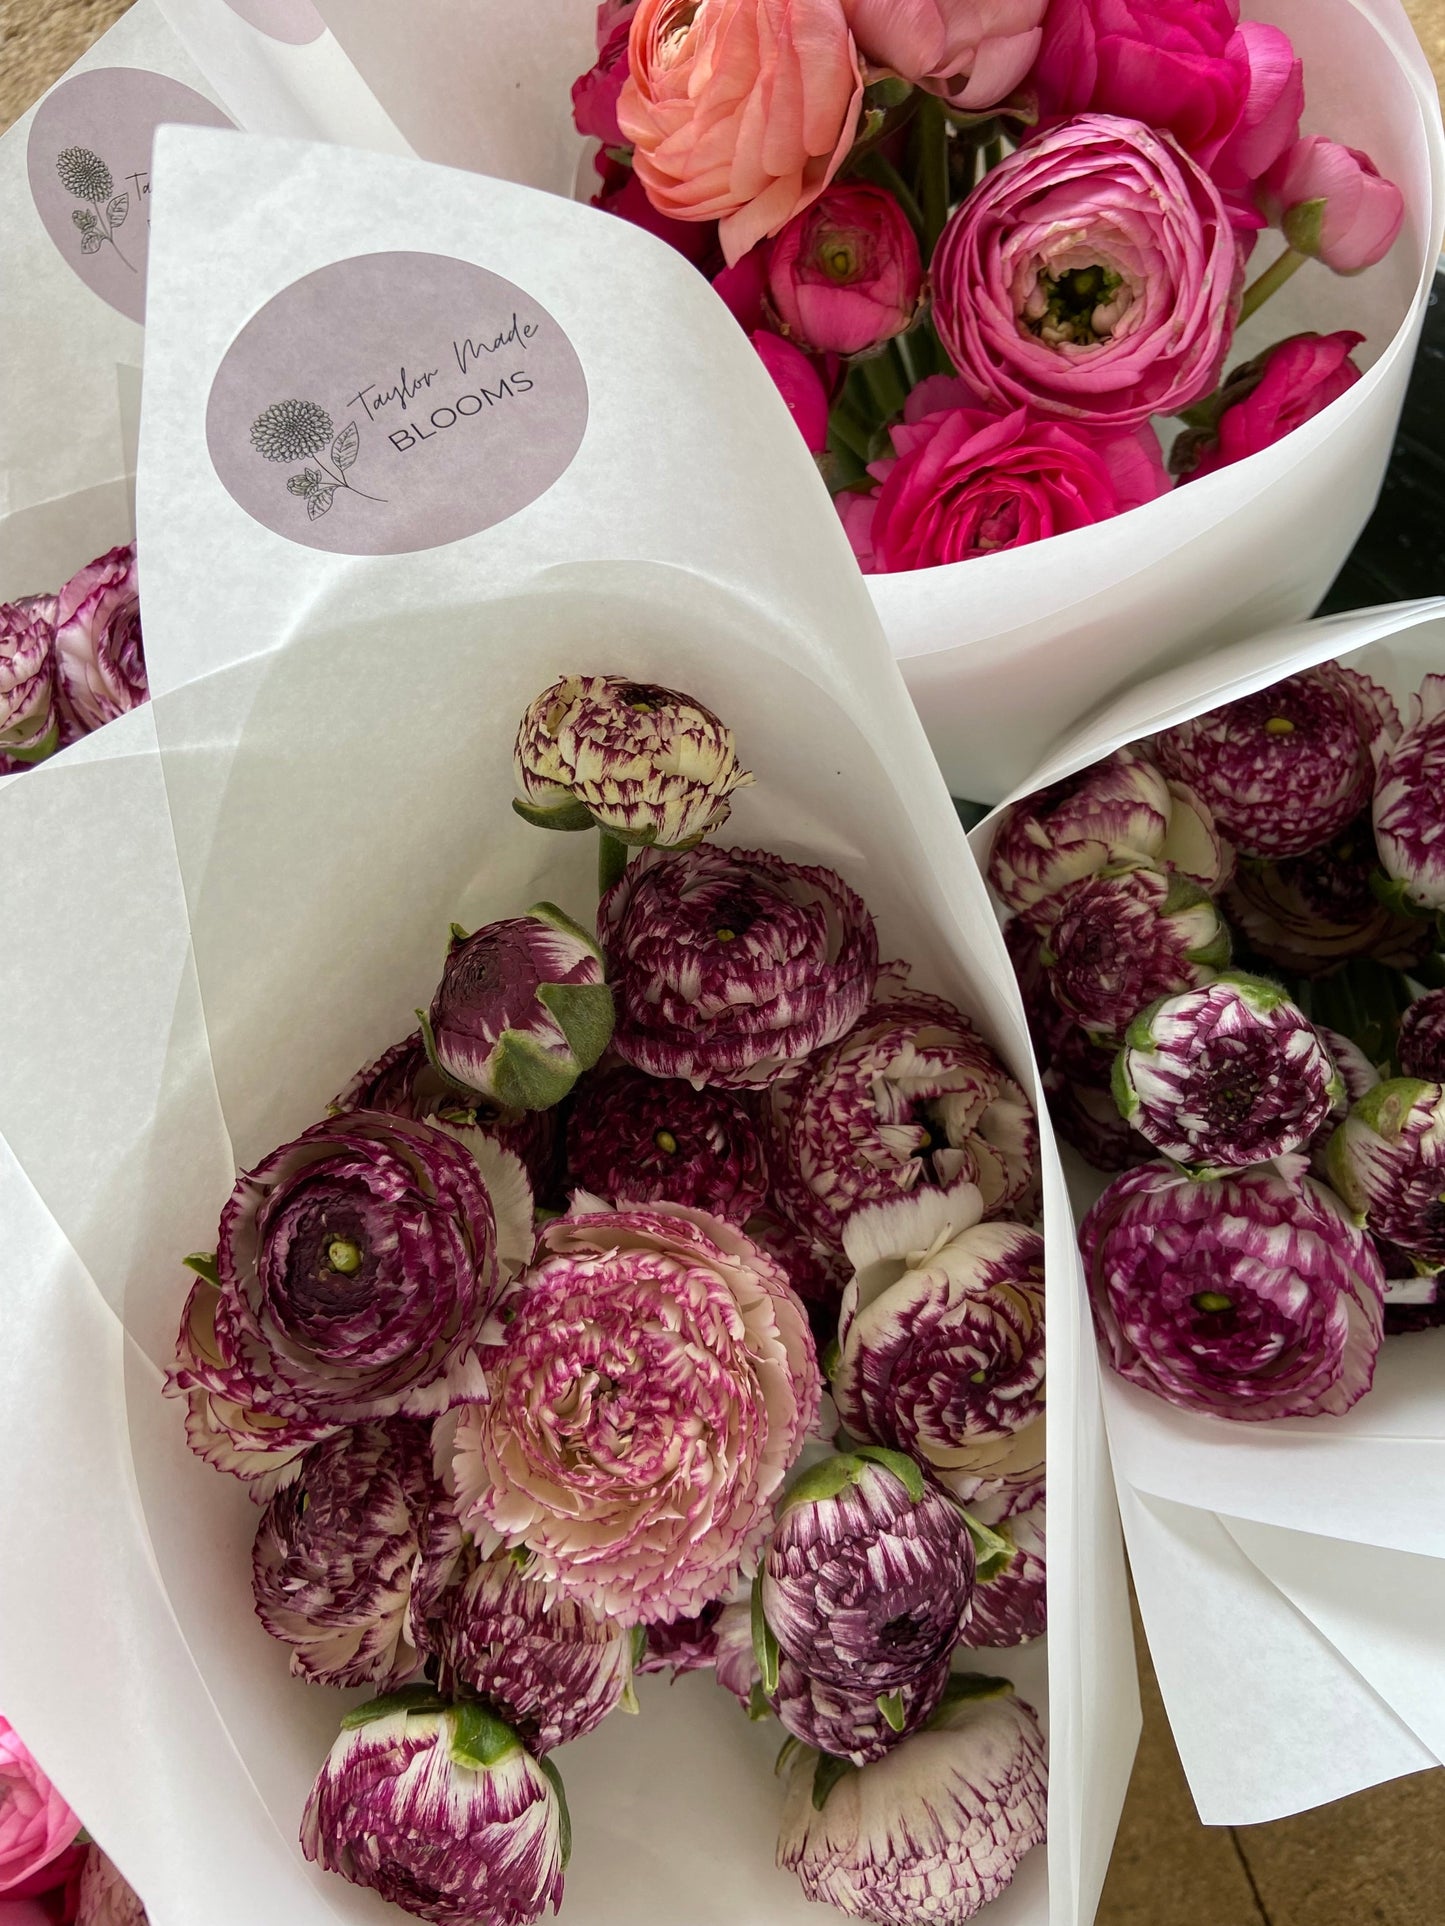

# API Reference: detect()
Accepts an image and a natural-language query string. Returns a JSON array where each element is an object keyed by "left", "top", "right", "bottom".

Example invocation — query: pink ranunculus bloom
[
  {"left": 839, "top": 389, "right": 1167, "bottom": 572},
  {"left": 0, "top": 597, "right": 61, "bottom": 765},
  {"left": 618, "top": 0, "right": 865, "bottom": 266},
  {"left": 932, "top": 115, "right": 1240, "bottom": 427},
  {"left": 1259, "top": 136, "right": 1406, "bottom": 274},
  {"left": 52, "top": 545, "right": 146, "bottom": 737},
  {"left": 1211, "top": 21, "right": 1303, "bottom": 190},
  {"left": 713, "top": 247, "right": 771, "bottom": 333},
  {"left": 767, "top": 184, "right": 923, "bottom": 357},
  {"left": 592, "top": 155, "right": 721, "bottom": 269},
  {"left": 571, "top": 10, "right": 634, "bottom": 146},
  {"left": 749, "top": 331, "right": 831, "bottom": 454},
  {"left": 1173, "top": 331, "right": 1364, "bottom": 482},
  {"left": 0, "top": 1718, "right": 80, "bottom": 1898},
  {"left": 841, "top": 0, "right": 1045, "bottom": 109},
  {"left": 1031, "top": 0, "right": 1247, "bottom": 165}
]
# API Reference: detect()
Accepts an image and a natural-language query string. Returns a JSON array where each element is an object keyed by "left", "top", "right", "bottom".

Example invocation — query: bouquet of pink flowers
[
  {"left": 0, "top": 1714, "right": 146, "bottom": 1926},
  {"left": 570, "top": 0, "right": 1404, "bottom": 573}
]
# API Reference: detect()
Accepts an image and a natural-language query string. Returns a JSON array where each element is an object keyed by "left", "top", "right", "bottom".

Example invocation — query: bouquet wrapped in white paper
[
  {"left": 0, "top": 133, "right": 1137, "bottom": 1926},
  {"left": 972, "top": 594, "right": 1445, "bottom": 1826},
  {"left": 295, "top": 0, "right": 1444, "bottom": 799}
]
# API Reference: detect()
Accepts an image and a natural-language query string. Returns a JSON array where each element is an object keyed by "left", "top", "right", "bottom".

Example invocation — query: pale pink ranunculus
[
  {"left": 767, "top": 183, "right": 923, "bottom": 356},
  {"left": 75, "top": 1846, "right": 148, "bottom": 1926},
  {"left": 932, "top": 115, "right": 1240, "bottom": 427},
  {"left": 1173, "top": 332, "right": 1363, "bottom": 482},
  {"left": 751, "top": 331, "right": 831, "bottom": 453},
  {"left": 1260, "top": 136, "right": 1406, "bottom": 274},
  {"left": 841, "top": 0, "right": 1045, "bottom": 108},
  {"left": 618, "top": 0, "right": 865, "bottom": 265},
  {"left": 52, "top": 545, "right": 146, "bottom": 736},
  {"left": 840, "top": 388, "right": 1166, "bottom": 572},
  {"left": 0, "top": 1718, "right": 80, "bottom": 1898}
]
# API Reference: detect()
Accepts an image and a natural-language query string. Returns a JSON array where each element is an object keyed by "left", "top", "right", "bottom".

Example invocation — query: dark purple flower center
[{"left": 1193, "top": 1045, "right": 1267, "bottom": 1127}]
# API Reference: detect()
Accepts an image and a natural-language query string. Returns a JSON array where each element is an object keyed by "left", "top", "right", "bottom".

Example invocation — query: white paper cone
[
  {"left": 0, "top": 129, "right": 1135, "bottom": 1926},
  {"left": 975, "top": 597, "right": 1445, "bottom": 1824}
]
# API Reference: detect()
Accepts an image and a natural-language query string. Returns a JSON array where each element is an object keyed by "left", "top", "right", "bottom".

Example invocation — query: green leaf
[
  {"left": 535, "top": 981, "right": 616, "bottom": 1073},
  {"left": 877, "top": 1690, "right": 907, "bottom": 1733},
  {"left": 751, "top": 1571, "right": 781, "bottom": 1697},
  {"left": 448, "top": 1701, "right": 522, "bottom": 1771},
  {"left": 183, "top": 1251, "right": 221, "bottom": 1286},
  {"left": 511, "top": 795, "right": 598, "bottom": 834},
  {"left": 538, "top": 1755, "right": 573, "bottom": 1869},
  {"left": 341, "top": 1684, "right": 448, "bottom": 1729},
  {"left": 812, "top": 1753, "right": 858, "bottom": 1812}
]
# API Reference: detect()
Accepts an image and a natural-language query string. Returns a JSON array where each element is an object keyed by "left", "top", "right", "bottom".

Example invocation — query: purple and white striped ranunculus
[
  {"left": 1328, "top": 1078, "right": 1445, "bottom": 1268},
  {"left": 301, "top": 1692, "right": 567, "bottom": 1926},
  {"left": 565, "top": 1062, "right": 769, "bottom": 1221},
  {"left": 770, "top": 1651, "right": 952, "bottom": 1767},
  {"left": 602, "top": 844, "right": 878, "bottom": 1087},
  {"left": 988, "top": 746, "right": 1229, "bottom": 922},
  {"left": 1044, "top": 1024, "right": 1149, "bottom": 1173},
  {"left": 426, "top": 905, "right": 614, "bottom": 1111},
  {"left": 1036, "top": 865, "right": 1230, "bottom": 1040},
  {"left": 1398, "top": 992, "right": 1445, "bottom": 1083},
  {"left": 514, "top": 672, "right": 752, "bottom": 849},
  {"left": 415, "top": 1545, "right": 633, "bottom": 1753},
  {"left": 1113, "top": 973, "right": 1342, "bottom": 1171},
  {"left": 75, "top": 1845, "right": 147, "bottom": 1925},
  {"left": 0, "top": 595, "right": 60, "bottom": 764},
  {"left": 251, "top": 1417, "right": 437, "bottom": 1688},
  {"left": 1154, "top": 663, "right": 1399, "bottom": 861},
  {"left": 777, "top": 1679, "right": 1048, "bottom": 1926},
  {"left": 169, "top": 1113, "right": 530, "bottom": 1493},
  {"left": 52, "top": 544, "right": 148, "bottom": 734},
  {"left": 767, "top": 985, "right": 1038, "bottom": 1261},
  {"left": 453, "top": 1200, "right": 820, "bottom": 1624},
  {"left": 1083, "top": 1163, "right": 1384, "bottom": 1420},
  {"left": 761, "top": 1451, "right": 975, "bottom": 1693},
  {"left": 960, "top": 1501, "right": 1046, "bottom": 1650},
  {"left": 1373, "top": 673, "right": 1445, "bottom": 913},
  {"left": 834, "top": 1186, "right": 1045, "bottom": 1513}
]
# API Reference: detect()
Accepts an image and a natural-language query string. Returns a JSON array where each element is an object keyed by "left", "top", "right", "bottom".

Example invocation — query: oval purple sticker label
[
  {"left": 206, "top": 252, "right": 590, "bottom": 556},
  {"left": 221, "top": 0, "right": 327, "bottom": 45},
  {"left": 27, "top": 67, "right": 234, "bottom": 325}
]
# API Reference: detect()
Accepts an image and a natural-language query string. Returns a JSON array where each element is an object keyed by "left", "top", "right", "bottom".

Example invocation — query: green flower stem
[
  {"left": 598, "top": 830, "right": 629, "bottom": 896},
  {"left": 982, "top": 136, "right": 1004, "bottom": 175},
  {"left": 1239, "top": 246, "right": 1308, "bottom": 326},
  {"left": 914, "top": 95, "right": 952, "bottom": 256},
  {"left": 852, "top": 150, "right": 926, "bottom": 241},
  {"left": 857, "top": 347, "right": 909, "bottom": 422}
]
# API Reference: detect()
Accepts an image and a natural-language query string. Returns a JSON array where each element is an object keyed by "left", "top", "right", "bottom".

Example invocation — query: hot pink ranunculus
[
  {"left": 1260, "top": 136, "right": 1406, "bottom": 274},
  {"left": 713, "top": 247, "right": 770, "bottom": 331},
  {"left": 932, "top": 115, "right": 1240, "bottom": 427},
  {"left": 52, "top": 545, "right": 146, "bottom": 736},
  {"left": 750, "top": 331, "right": 831, "bottom": 452},
  {"left": 839, "top": 386, "right": 1166, "bottom": 572},
  {"left": 571, "top": 11, "right": 634, "bottom": 146},
  {"left": 767, "top": 183, "right": 922, "bottom": 356},
  {"left": 1212, "top": 21, "right": 1303, "bottom": 189},
  {"left": 841, "top": 0, "right": 1045, "bottom": 108},
  {"left": 0, "top": 1720, "right": 80, "bottom": 1899},
  {"left": 618, "top": 0, "right": 865, "bottom": 265},
  {"left": 1173, "top": 331, "right": 1364, "bottom": 482}
]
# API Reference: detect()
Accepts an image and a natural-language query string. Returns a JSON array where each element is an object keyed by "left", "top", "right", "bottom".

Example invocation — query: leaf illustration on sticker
[
  {"left": 331, "top": 422, "right": 359, "bottom": 472},
  {"left": 250, "top": 399, "right": 382, "bottom": 520},
  {"left": 307, "top": 489, "right": 336, "bottom": 520},
  {"left": 108, "top": 193, "right": 129, "bottom": 228},
  {"left": 80, "top": 233, "right": 102, "bottom": 255},
  {"left": 71, "top": 208, "right": 97, "bottom": 232}
]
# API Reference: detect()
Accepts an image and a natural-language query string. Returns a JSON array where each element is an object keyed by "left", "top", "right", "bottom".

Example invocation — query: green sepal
[
  {"left": 852, "top": 1445, "right": 927, "bottom": 1504},
  {"left": 538, "top": 1754, "right": 573, "bottom": 1870},
  {"left": 812, "top": 1753, "right": 858, "bottom": 1812},
  {"left": 820, "top": 1338, "right": 842, "bottom": 1382},
  {"left": 183, "top": 1251, "right": 221, "bottom": 1286},
  {"left": 487, "top": 1028, "right": 586, "bottom": 1112},
  {"left": 775, "top": 1735, "right": 804, "bottom": 1779},
  {"left": 780, "top": 1445, "right": 926, "bottom": 1513},
  {"left": 877, "top": 1690, "right": 907, "bottom": 1733},
  {"left": 527, "top": 900, "right": 606, "bottom": 961},
  {"left": 1350, "top": 1077, "right": 1434, "bottom": 1142},
  {"left": 1110, "top": 1047, "right": 1138, "bottom": 1125},
  {"left": 747, "top": 1682, "right": 774, "bottom": 1722},
  {"left": 930, "top": 1672, "right": 1016, "bottom": 1723},
  {"left": 1369, "top": 868, "right": 1436, "bottom": 919},
  {"left": 5, "top": 716, "right": 60, "bottom": 765},
  {"left": 414, "top": 1007, "right": 480, "bottom": 1098},
  {"left": 511, "top": 795, "right": 597, "bottom": 834},
  {"left": 863, "top": 74, "right": 913, "bottom": 111},
  {"left": 1281, "top": 195, "right": 1327, "bottom": 259},
  {"left": 341, "top": 1684, "right": 448, "bottom": 1730},
  {"left": 448, "top": 922, "right": 471, "bottom": 951},
  {"left": 751, "top": 1570, "right": 781, "bottom": 1697},
  {"left": 630, "top": 1624, "right": 649, "bottom": 1670},
  {"left": 535, "top": 981, "right": 615, "bottom": 1073},
  {"left": 961, "top": 1512, "right": 1014, "bottom": 1586},
  {"left": 448, "top": 1701, "right": 523, "bottom": 1771}
]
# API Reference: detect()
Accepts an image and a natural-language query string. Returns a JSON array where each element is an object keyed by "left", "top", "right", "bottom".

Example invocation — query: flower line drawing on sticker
[
  {"left": 249, "top": 398, "right": 386, "bottom": 520},
  {"left": 56, "top": 145, "right": 135, "bottom": 270}
]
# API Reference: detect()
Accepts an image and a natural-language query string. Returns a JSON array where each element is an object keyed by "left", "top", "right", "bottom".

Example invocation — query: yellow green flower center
[
  {"left": 1193, "top": 1291, "right": 1233, "bottom": 1313},
  {"left": 655, "top": 1129, "right": 679, "bottom": 1155},
  {"left": 1265, "top": 717, "right": 1296, "bottom": 736},
  {"left": 715, "top": 926, "right": 737, "bottom": 942},
  {"left": 328, "top": 1238, "right": 363, "bottom": 1274}
]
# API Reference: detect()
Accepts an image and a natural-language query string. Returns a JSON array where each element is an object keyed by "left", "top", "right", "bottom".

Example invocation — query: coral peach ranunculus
[
  {"left": 618, "top": 0, "right": 865, "bottom": 265},
  {"left": 932, "top": 115, "right": 1240, "bottom": 427}
]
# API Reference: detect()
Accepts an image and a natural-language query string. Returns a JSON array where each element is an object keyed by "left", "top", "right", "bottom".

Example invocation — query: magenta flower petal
[{"left": 1082, "top": 1162, "right": 1384, "bottom": 1420}]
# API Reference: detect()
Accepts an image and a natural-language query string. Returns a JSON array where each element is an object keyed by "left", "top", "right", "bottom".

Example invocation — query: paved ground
[{"left": 5, "top": 3, "right": 1445, "bottom": 1921}]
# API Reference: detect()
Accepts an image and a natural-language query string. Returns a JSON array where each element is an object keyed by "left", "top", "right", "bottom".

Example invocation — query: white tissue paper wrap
[
  {"left": 297, "top": 0, "right": 1445, "bottom": 801},
  {"left": 975, "top": 595, "right": 1445, "bottom": 1827},
  {"left": 0, "top": 130, "right": 1136, "bottom": 1926}
]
